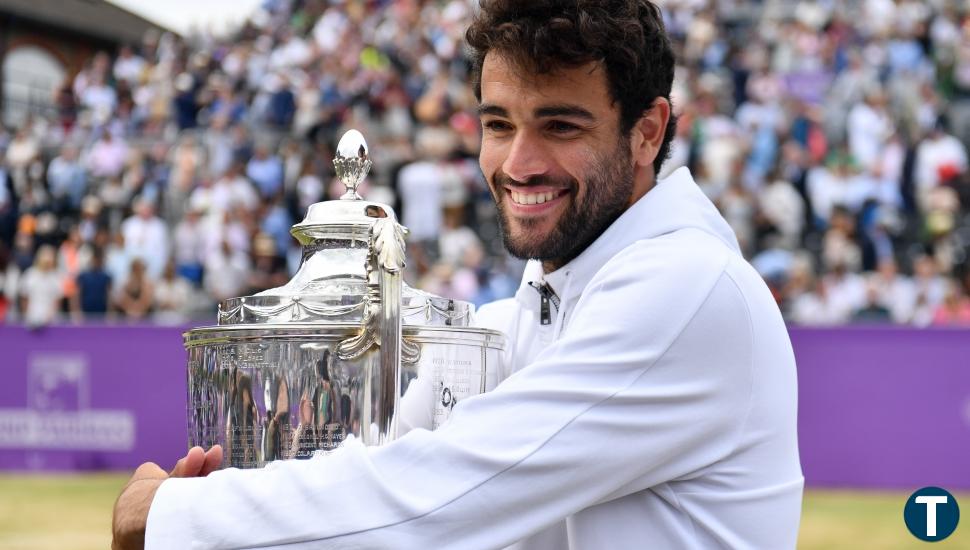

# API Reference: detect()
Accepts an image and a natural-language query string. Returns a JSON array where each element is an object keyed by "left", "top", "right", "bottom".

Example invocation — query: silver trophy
[{"left": 184, "top": 130, "right": 505, "bottom": 467}]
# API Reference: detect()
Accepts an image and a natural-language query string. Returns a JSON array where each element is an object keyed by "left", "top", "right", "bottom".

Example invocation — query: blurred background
[{"left": 0, "top": 0, "right": 969, "bottom": 548}]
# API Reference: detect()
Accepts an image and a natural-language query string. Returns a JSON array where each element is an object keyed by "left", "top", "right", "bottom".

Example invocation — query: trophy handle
[
  {"left": 373, "top": 217, "right": 405, "bottom": 443},
  {"left": 334, "top": 216, "right": 407, "bottom": 443}
]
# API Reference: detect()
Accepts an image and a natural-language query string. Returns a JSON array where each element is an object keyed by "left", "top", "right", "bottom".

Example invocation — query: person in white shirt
[
  {"left": 846, "top": 91, "right": 893, "bottom": 172},
  {"left": 120, "top": 198, "right": 169, "bottom": 280},
  {"left": 758, "top": 173, "right": 805, "bottom": 250},
  {"left": 112, "top": 2, "right": 802, "bottom": 548},
  {"left": 19, "top": 245, "right": 62, "bottom": 327},
  {"left": 113, "top": 45, "right": 146, "bottom": 86}
]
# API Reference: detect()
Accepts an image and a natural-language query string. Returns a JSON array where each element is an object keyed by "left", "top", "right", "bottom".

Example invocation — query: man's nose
[{"left": 502, "top": 132, "right": 549, "bottom": 183}]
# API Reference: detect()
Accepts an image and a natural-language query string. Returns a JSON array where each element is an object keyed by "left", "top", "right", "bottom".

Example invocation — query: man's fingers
[
  {"left": 200, "top": 445, "right": 223, "bottom": 476},
  {"left": 170, "top": 446, "right": 205, "bottom": 478},
  {"left": 132, "top": 461, "right": 167, "bottom": 481},
  {"left": 169, "top": 446, "right": 222, "bottom": 478}
]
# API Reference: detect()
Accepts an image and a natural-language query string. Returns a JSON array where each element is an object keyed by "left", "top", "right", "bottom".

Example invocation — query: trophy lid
[
  {"left": 212, "top": 129, "right": 473, "bottom": 328},
  {"left": 290, "top": 129, "right": 398, "bottom": 245}
]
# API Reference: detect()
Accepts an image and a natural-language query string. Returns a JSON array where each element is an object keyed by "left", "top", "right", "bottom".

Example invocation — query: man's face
[{"left": 478, "top": 54, "right": 635, "bottom": 270}]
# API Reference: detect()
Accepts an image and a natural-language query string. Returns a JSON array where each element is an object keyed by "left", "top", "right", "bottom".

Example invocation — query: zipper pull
[{"left": 529, "top": 281, "right": 553, "bottom": 325}]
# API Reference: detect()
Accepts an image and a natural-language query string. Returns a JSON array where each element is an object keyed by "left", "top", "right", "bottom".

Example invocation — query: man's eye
[
  {"left": 547, "top": 121, "right": 580, "bottom": 134},
  {"left": 483, "top": 120, "right": 512, "bottom": 132}
]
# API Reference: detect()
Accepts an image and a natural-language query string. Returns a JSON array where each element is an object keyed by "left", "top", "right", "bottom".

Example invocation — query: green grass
[
  {"left": 0, "top": 474, "right": 966, "bottom": 549},
  {"left": 799, "top": 489, "right": 969, "bottom": 549},
  {"left": 0, "top": 473, "right": 126, "bottom": 550}
]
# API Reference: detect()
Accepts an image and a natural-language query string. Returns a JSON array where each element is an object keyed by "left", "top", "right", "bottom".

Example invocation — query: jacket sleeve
[{"left": 146, "top": 238, "right": 753, "bottom": 549}]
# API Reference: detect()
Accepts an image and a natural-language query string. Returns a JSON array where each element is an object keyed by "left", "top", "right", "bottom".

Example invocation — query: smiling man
[{"left": 113, "top": 2, "right": 802, "bottom": 549}]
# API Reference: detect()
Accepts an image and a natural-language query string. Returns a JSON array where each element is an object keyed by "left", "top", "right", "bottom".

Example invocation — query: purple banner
[
  {"left": 1, "top": 324, "right": 969, "bottom": 491},
  {"left": 792, "top": 327, "right": 970, "bottom": 490},
  {"left": 0, "top": 325, "right": 188, "bottom": 471}
]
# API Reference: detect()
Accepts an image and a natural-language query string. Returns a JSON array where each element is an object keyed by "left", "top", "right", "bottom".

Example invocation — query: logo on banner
[
  {"left": 0, "top": 354, "right": 135, "bottom": 451},
  {"left": 904, "top": 487, "right": 960, "bottom": 542}
]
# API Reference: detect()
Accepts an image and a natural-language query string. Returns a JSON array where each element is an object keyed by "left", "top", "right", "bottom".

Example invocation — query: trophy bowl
[{"left": 183, "top": 130, "right": 506, "bottom": 468}]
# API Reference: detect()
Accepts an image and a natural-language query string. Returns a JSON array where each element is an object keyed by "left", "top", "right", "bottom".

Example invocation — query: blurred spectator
[
  {"left": 47, "top": 145, "right": 87, "bottom": 213},
  {"left": 718, "top": 173, "right": 757, "bottom": 255},
  {"left": 154, "top": 259, "right": 192, "bottom": 323},
  {"left": 790, "top": 279, "right": 839, "bottom": 326},
  {"left": 265, "top": 74, "right": 297, "bottom": 129},
  {"left": 397, "top": 127, "right": 454, "bottom": 247},
  {"left": 114, "top": 258, "right": 153, "bottom": 320},
  {"left": 245, "top": 233, "right": 289, "bottom": 294},
  {"left": 58, "top": 226, "right": 89, "bottom": 307},
  {"left": 931, "top": 279, "right": 970, "bottom": 326},
  {"left": 0, "top": 170, "right": 14, "bottom": 246},
  {"left": 211, "top": 163, "right": 259, "bottom": 215},
  {"left": 172, "top": 204, "right": 207, "bottom": 285},
  {"left": 869, "top": 259, "right": 917, "bottom": 324},
  {"left": 173, "top": 73, "right": 200, "bottom": 131},
  {"left": 87, "top": 130, "right": 128, "bottom": 181},
  {"left": 166, "top": 134, "right": 204, "bottom": 219},
  {"left": 19, "top": 245, "right": 61, "bottom": 327},
  {"left": 113, "top": 45, "right": 146, "bottom": 85},
  {"left": 204, "top": 115, "right": 236, "bottom": 179},
  {"left": 914, "top": 120, "right": 968, "bottom": 212},
  {"left": 104, "top": 230, "right": 130, "bottom": 288},
  {"left": 821, "top": 207, "right": 862, "bottom": 272},
  {"left": 121, "top": 197, "right": 168, "bottom": 279},
  {"left": 100, "top": 177, "right": 132, "bottom": 230},
  {"left": 79, "top": 73, "right": 117, "bottom": 125},
  {"left": 54, "top": 81, "right": 79, "bottom": 132},
  {"left": 439, "top": 205, "right": 483, "bottom": 268},
  {"left": 77, "top": 197, "right": 103, "bottom": 244},
  {"left": 851, "top": 280, "right": 893, "bottom": 324},
  {"left": 204, "top": 237, "right": 250, "bottom": 303},
  {"left": 0, "top": 243, "right": 10, "bottom": 320},
  {"left": 757, "top": 171, "right": 805, "bottom": 250},
  {"left": 260, "top": 195, "right": 293, "bottom": 257},
  {"left": 823, "top": 262, "right": 867, "bottom": 323},
  {"left": 911, "top": 254, "right": 948, "bottom": 326},
  {"left": 294, "top": 158, "right": 325, "bottom": 214},
  {"left": 847, "top": 90, "right": 893, "bottom": 173},
  {"left": 246, "top": 143, "right": 284, "bottom": 199},
  {"left": 72, "top": 246, "right": 112, "bottom": 320},
  {"left": 6, "top": 126, "right": 39, "bottom": 193}
]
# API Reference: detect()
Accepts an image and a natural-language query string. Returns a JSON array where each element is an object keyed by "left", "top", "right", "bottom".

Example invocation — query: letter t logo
[{"left": 916, "top": 496, "right": 949, "bottom": 537}]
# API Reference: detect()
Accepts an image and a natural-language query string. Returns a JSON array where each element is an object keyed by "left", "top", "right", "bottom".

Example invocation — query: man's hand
[{"left": 111, "top": 445, "right": 222, "bottom": 550}]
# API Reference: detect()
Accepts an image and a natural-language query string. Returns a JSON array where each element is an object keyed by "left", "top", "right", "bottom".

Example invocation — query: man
[{"left": 113, "top": 2, "right": 802, "bottom": 548}]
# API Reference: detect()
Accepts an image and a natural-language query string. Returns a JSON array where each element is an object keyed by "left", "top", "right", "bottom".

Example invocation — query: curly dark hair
[{"left": 466, "top": 0, "right": 678, "bottom": 175}]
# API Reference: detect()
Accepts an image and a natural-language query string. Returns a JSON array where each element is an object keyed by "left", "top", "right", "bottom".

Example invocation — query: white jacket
[{"left": 146, "top": 167, "right": 803, "bottom": 549}]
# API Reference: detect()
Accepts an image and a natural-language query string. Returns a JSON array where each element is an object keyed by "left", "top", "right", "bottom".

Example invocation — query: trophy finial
[{"left": 334, "top": 129, "right": 372, "bottom": 200}]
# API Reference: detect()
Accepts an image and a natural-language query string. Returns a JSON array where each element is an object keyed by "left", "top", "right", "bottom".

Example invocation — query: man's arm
[{"left": 142, "top": 237, "right": 750, "bottom": 549}]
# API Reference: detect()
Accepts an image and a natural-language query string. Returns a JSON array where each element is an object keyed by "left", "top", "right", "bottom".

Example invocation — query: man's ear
[{"left": 630, "top": 97, "right": 671, "bottom": 169}]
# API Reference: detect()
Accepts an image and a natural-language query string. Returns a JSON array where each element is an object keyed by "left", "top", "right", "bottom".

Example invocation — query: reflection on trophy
[
  {"left": 261, "top": 372, "right": 289, "bottom": 461},
  {"left": 184, "top": 130, "right": 505, "bottom": 468}
]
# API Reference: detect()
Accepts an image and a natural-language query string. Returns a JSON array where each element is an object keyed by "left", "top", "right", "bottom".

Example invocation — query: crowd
[{"left": 0, "top": 0, "right": 969, "bottom": 327}]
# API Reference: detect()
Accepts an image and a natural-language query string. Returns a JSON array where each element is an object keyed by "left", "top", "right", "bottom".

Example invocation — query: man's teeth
[{"left": 510, "top": 191, "right": 558, "bottom": 205}]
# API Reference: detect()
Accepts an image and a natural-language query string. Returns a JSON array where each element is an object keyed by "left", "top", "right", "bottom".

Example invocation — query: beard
[{"left": 491, "top": 139, "right": 634, "bottom": 270}]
